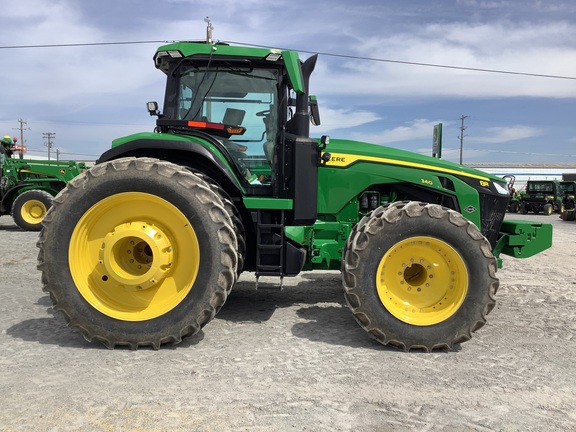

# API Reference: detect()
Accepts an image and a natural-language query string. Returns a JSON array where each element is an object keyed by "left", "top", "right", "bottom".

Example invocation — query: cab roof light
[{"left": 265, "top": 52, "right": 282, "bottom": 62}]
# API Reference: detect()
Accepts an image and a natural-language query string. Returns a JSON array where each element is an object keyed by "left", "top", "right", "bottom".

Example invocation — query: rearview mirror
[{"left": 309, "top": 95, "right": 320, "bottom": 126}]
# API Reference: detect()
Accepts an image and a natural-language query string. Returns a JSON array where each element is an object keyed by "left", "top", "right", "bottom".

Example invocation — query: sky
[{"left": 1, "top": 0, "right": 575, "bottom": 164}]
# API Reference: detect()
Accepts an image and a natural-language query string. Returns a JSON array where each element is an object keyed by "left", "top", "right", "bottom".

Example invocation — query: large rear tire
[
  {"left": 37, "top": 157, "right": 238, "bottom": 349},
  {"left": 190, "top": 170, "right": 246, "bottom": 276},
  {"left": 342, "top": 201, "right": 498, "bottom": 351},
  {"left": 12, "top": 189, "right": 53, "bottom": 231}
]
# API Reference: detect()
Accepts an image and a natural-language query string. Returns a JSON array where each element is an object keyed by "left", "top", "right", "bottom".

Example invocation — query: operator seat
[{"left": 223, "top": 108, "right": 245, "bottom": 126}]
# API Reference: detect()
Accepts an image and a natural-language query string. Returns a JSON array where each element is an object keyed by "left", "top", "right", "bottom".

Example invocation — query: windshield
[
  {"left": 560, "top": 182, "right": 575, "bottom": 194},
  {"left": 527, "top": 182, "right": 555, "bottom": 193},
  {"left": 176, "top": 64, "right": 279, "bottom": 183}
]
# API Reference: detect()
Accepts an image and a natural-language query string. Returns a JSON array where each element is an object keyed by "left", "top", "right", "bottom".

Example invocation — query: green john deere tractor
[
  {"left": 519, "top": 179, "right": 563, "bottom": 215},
  {"left": 37, "top": 31, "right": 553, "bottom": 351},
  {"left": 0, "top": 138, "right": 86, "bottom": 230}
]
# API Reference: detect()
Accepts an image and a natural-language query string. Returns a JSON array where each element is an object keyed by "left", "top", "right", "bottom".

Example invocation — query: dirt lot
[{"left": 0, "top": 213, "right": 575, "bottom": 431}]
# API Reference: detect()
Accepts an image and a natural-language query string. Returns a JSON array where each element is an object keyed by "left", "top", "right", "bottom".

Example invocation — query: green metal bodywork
[
  {"left": 494, "top": 220, "right": 553, "bottom": 259},
  {"left": 297, "top": 139, "right": 550, "bottom": 270},
  {"left": 155, "top": 42, "right": 305, "bottom": 94},
  {"left": 105, "top": 40, "right": 553, "bottom": 274},
  {"left": 302, "top": 138, "right": 493, "bottom": 269},
  {"left": 0, "top": 157, "right": 87, "bottom": 214},
  {"left": 316, "top": 139, "right": 491, "bottom": 228}
]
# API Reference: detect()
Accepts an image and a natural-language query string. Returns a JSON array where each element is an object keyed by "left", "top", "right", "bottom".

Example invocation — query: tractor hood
[{"left": 322, "top": 138, "right": 506, "bottom": 186}]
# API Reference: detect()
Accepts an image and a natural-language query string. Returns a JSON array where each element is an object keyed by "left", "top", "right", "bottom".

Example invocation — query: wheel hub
[
  {"left": 377, "top": 236, "right": 468, "bottom": 326},
  {"left": 99, "top": 221, "right": 174, "bottom": 291},
  {"left": 22, "top": 200, "right": 46, "bottom": 223}
]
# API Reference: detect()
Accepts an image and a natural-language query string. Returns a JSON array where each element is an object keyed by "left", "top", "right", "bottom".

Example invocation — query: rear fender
[
  {"left": 97, "top": 138, "right": 244, "bottom": 196},
  {"left": 1, "top": 184, "right": 56, "bottom": 213}
]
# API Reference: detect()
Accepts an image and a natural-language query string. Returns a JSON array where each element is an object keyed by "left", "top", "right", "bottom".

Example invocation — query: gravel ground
[{"left": 0, "top": 213, "right": 575, "bottom": 431}]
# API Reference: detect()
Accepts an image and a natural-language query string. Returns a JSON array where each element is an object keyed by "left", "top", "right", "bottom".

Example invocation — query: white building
[{"left": 468, "top": 164, "right": 576, "bottom": 190}]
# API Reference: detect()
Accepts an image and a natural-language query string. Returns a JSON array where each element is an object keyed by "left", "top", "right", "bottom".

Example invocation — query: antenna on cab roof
[{"left": 203, "top": 17, "right": 214, "bottom": 44}]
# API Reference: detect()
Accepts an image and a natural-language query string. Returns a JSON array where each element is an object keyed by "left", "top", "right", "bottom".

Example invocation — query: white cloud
[
  {"left": 347, "top": 119, "right": 442, "bottom": 145},
  {"left": 311, "top": 107, "right": 381, "bottom": 134},
  {"left": 313, "top": 21, "right": 576, "bottom": 99},
  {"left": 469, "top": 125, "right": 542, "bottom": 143},
  {"left": 456, "top": 1, "right": 512, "bottom": 9},
  {"left": 1, "top": 1, "right": 164, "bottom": 114}
]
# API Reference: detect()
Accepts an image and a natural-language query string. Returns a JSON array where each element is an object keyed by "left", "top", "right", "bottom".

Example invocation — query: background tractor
[
  {"left": 37, "top": 27, "right": 553, "bottom": 351},
  {"left": 519, "top": 179, "right": 563, "bottom": 215},
  {"left": 0, "top": 137, "right": 86, "bottom": 230}
]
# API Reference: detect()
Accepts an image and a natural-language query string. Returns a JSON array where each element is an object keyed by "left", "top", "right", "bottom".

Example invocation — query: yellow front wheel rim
[
  {"left": 69, "top": 192, "right": 200, "bottom": 321},
  {"left": 376, "top": 236, "right": 468, "bottom": 326},
  {"left": 20, "top": 199, "right": 47, "bottom": 224}
]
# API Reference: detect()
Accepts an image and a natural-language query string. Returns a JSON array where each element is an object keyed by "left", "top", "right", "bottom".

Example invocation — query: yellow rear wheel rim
[
  {"left": 69, "top": 192, "right": 200, "bottom": 321},
  {"left": 21, "top": 199, "right": 47, "bottom": 224},
  {"left": 376, "top": 236, "right": 468, "bottom": 326}
]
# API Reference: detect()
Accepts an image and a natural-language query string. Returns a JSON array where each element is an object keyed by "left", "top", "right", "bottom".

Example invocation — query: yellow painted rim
[
  {"left": 69, "top": 192, "right": 200, "bottom": 321},
  {"left": 20, "top": 199, "right": 47, "bottom": 225},
  {"left": 376, "top": 236, "right": 468, "bottom": 326}
]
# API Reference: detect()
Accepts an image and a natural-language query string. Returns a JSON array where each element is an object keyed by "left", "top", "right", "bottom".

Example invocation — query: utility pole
[
  {"left": 42, "top": 132, "right": 56, "bottom": 160},
  {"left": 13, "top": 118, "right": 29, "bottom": 159},
  {"left": 458, "top": 115, "right": 469, "bottom": 165}
]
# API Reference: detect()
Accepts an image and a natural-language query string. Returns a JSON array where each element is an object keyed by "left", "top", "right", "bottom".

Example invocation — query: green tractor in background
[
  {"left": 0, "top": 136, "right": 86, "bottom": 231},
  {"left": 37, "top": 27, "right": 553, "bottom": 351},
  {"left": 519, "top": 179, "right": 564, "bottom": 215}
]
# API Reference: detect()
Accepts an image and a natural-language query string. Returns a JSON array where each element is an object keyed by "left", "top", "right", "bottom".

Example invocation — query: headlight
[{"left": 493, "top": 181, "right": 509, "bottom": 195}]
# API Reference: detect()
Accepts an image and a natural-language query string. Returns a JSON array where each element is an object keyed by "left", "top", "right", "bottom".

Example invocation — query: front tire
[
  {"left": 37, "top": 157, "right": 238, "bottom": 349},
  {"left": 12, "top": 189, "right": 53, "bottom": 231},
  {"left": 342, "top": 201, "right": 498, "bottom": 351}
]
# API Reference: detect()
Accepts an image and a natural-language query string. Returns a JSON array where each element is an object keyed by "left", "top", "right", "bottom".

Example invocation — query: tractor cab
[
  {"left": 154, "top": 59, "right": 280, "bottom": 184},
  {"left": 150, "top": 41, "right": 321, "bottom": 225}
]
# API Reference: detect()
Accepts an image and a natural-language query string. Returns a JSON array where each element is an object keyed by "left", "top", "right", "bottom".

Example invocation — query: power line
[
  {"left": 223, "top": 40, "right": 576, "bottom": 81},
  {"left": 1, "top": 39, "right": 575, "bottom": 81},
  {"left": 0, "top": 40, "right": 166, "bottom": 49}
]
